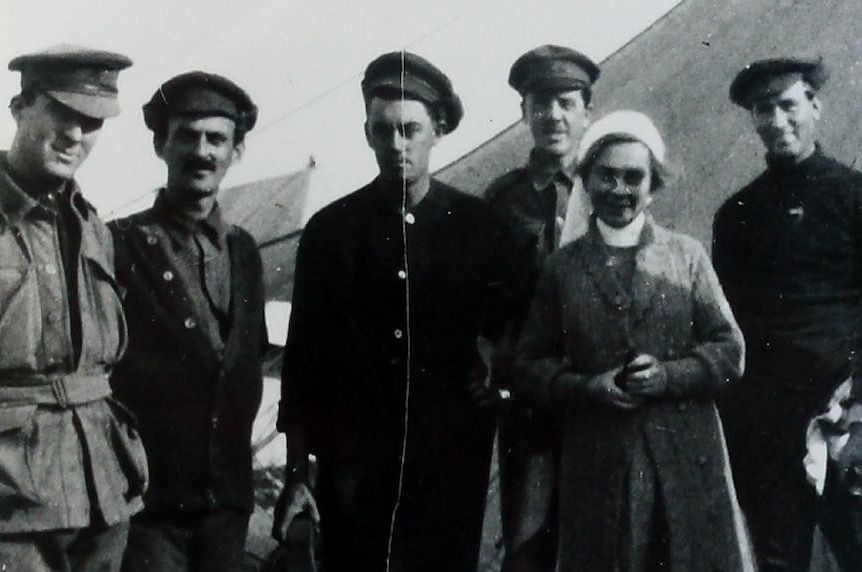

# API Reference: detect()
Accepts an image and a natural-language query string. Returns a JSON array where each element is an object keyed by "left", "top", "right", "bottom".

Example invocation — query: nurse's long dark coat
[{"left": 516, "top": 219, "right": 755, "bottom": 572}]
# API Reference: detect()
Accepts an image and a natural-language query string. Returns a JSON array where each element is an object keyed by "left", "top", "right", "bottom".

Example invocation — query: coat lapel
[
  {"left": 629, "top": 221, "right": 666, "bottom": 328},
  {"left": 579, "top": 225, "right": 632, "bottom": 315}
]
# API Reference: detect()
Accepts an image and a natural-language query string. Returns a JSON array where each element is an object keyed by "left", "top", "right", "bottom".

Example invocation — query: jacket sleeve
[
  {"left": 277, "top": 216, "right": 334, "bottom": 439},
  {"left": 663, "top": 242, "right": 745, "bottom": 398},
  {"left": 514, "top": 258, "right": 587, "bottom": 411}
]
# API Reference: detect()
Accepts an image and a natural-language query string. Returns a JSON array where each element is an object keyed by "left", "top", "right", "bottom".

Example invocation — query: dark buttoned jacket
[
  {"left": 109, "top": 205, "right": 266, "bottom": 515},
  {"left": 713, "top": 147, "right": 862, "bottom": 492}
]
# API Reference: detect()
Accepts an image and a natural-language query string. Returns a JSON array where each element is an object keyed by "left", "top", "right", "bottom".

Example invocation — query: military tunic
[
  {"left": 0, "top": 153, "right": 147, "bottom": 533},
  {"left": 109, "top": 196, "right": 266, "bottom": 517}
]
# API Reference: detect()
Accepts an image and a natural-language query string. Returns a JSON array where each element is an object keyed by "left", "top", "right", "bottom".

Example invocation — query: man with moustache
[
  {"left": 0, "top": 46, "right": 148, "bottom": 571},
  {"left": 109, "top": 72, "right": 266, "bottom": 572},
  {"left": 275, "top": 51, "right": 516, "bottom": 572},
  {"left": 484, "top": 45, "right": 600, "bottom": 571},
  {"left": 713, "top": 57, "right": 862, "bottom": 571}
]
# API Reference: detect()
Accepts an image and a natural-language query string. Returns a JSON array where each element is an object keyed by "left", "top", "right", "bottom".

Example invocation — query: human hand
[
  {"left": 622, "top": 354, "right": 668, "bottom": 398},
  {"left": 272, "top": 480, "right": 320, "bottom": 543},
  {"left": 468, "top": 381, "right": 511, "bottom": 410},
  {"left": 584, "top": 367, "right": 642, "bottom": 411}
]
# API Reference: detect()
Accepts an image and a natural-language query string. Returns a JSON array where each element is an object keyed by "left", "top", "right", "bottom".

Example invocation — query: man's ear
[
  {"left": 9, "top": 95, "right": 23, "bottom": 122},
  {"left": 364, "top": 120, "right": 373, "bottom": 148},
  {"left": 811, "top": 95, "right": 823, "bottom": 120},
  {"left": 153, "top": 133, "right": 165, "bottom": 159},
  {"left": 232, "top": 141, "right": 246, "bottom": 162}
]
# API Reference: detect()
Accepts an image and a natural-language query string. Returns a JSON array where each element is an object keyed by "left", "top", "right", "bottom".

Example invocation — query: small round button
[
  {"left": 184, "top": 317, "right": 197, "bottom": 329},
  {"left": 146, "top": 235, "right": 158, "bottom": 245},
  {"left": 397, "top": 270, "right": 407, "bottom": 280},
  {"left": 404, "top": 213, "right": 416, "bottom": 225},
  {"left": 394, "top": 329, "right": 403, "bottom": 339},
  {"left": 44, "top": 263, "right": 57, "bottom": 275},
  {"left": 163, "top": 270, "right": 174, "bottom": 281}
]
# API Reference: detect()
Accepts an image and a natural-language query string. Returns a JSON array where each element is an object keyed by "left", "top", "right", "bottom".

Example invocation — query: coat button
[
  {"left": 404, "top": 213, "right": 416, "bottom": 225},
  {"left": 163, "top": 270, "right": 174, "bottom": 281},
  {"left": 677, "top": 402, "right": 688, "bottom": 412},
  {"left": 394, "top": 329, "right": 403, "bottom": 339},
  {"left": 397, "top": 270, "right": 407, "bottom": 280},
  {"left": 147, "top": 235, "right": 158, "bottom": 245},
  {"left": 44, "top": 263, "right": 57, "bottom": 275},
  {"left": 697, "top": 455, "right": 708, "bottom": 467},
  {"left": 184, "top": 317, "right": 197, "bottom": 329}
]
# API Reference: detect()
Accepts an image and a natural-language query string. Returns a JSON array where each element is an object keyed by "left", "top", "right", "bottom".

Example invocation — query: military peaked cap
[
  {"left": 9, "top": 44, "right": 133, "bottom": 119},
  {"left": 509, "top": 45, "right": 600, "bottom": 96}
]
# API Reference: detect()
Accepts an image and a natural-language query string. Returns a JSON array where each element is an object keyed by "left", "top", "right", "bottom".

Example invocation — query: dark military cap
[
  {"left": 730, "top": 56, "right": 829, "bottom": 108},
  {"left": 142, "top": 71, "right": 258, "bottom": 134},
  {"left": 509, "top": 45, "right": 600, "bottom": 96},
  {"left": 361, "top": 51, "right": 463, "bottom": 134},
  {"left": 8, "top": 44, "right": 133, "bottom": 119}
]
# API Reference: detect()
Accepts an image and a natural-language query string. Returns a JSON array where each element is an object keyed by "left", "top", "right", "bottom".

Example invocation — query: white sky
[{"left": 0, "top": 0, "right": 681, "bottom": 218}]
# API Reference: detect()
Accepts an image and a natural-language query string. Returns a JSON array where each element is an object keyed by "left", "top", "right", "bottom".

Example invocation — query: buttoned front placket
[{"left": 25, "top": 204, "right": 75, "bottom": 372}]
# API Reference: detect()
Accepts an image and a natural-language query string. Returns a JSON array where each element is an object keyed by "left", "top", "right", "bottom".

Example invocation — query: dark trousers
[
  {"left": 0, "top": 521, "right": 129, "bottom": 572},
  {"left": 121, "top": 510, "right": 249, "bottom": 572}
]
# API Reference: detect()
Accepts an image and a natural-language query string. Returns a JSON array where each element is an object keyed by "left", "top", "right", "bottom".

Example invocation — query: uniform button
[
  {"left": 44, "top": 263, "right": 57, "bottom": 275},
  {"left": 677, "top": 402, "right": 688, "bottom": 412},
  {"left": 211, "top": 416, "right": 219, "bottom": 428},
  {"left": 184, "top": 317, "right": 197, "bottom": 329},
  {"left": 46, "top": 310, "right": 61, "bottom": 323},
  {"left": 163, "top": 270, "right": 174, "bottom": 281},
  {"left": 404, "top": 213, "right": 416, "bottom": 225},
  {"left": 394, "top": 329, "right": 403, "bottom": 339},
  {"left": 697, "top": 455, "right": 708, "bottom": 467},
  {"left": 397, "top": 270, "right": 407, "bottom": 280},
  {"left": 146, "top": 235, "right": 158, "bottom": 245}
]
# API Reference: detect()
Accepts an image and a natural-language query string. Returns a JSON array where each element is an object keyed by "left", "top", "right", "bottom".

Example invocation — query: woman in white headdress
[{"left": 515, "top": 111, "right": 755, "bottom": 571}]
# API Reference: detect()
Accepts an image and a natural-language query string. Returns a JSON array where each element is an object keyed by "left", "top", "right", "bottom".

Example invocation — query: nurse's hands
[{"left": 622, "top": 354, "right": 668, "bottom": 398}]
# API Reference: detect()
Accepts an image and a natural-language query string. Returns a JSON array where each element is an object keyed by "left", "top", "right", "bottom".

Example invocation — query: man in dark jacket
[
  {"left": 484, "top": 45, "right": 600, "bottom": 572},
  {"left": 109, "top": 72, "right": 267, "bottom": 572},
  {"left": 274, "top": 51, "right": 516, "bottom": 572},
  {"left": 713, "top": 56, "right": 862, "bottom": 572},
  {"left": 0, "top": 45, "right": 147, "bottom": 572}
]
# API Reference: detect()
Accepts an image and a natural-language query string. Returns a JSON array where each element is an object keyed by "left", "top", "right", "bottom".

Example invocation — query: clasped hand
[{"left": 585, "top": 353, "right": 667, "bottom": 410}]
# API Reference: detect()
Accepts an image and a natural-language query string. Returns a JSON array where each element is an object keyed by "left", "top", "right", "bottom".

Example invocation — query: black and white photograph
[{"left": 1, "top": 0, "right": 861, "bottom": 570}]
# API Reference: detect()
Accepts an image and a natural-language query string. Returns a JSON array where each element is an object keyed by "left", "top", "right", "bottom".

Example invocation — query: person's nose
[
  {"left": 546, "top": 99, "right": 564, "bottom": 121},
  {"left": 60, "top": 121, "right": 84, "bottom": 145}
]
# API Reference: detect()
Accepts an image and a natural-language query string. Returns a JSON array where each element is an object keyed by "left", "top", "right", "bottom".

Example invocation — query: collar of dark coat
[
  {"left": 150, "top": 189, "right": 229, "bottom": 252},
  {"left": 0, "top": 152, "right": 94, "bottom": 229},
  {"left": 579, "top": 215, "right": 670, "bottom": 331},
  {"left": 368, "top": 176, "right": 459, "bottom": 225},
  {"left": 527, "top": 148, "right": 577, "bottom": 191}
]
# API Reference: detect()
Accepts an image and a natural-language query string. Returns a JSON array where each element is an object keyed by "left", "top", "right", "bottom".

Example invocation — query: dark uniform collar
[
  {"left": 0, "top": 152, "right": 90, "bottom": 227},
  {"left": 765, "top": 143, "right": 826, "bottom": 176},
  {"left": 527, "top": 149, "right": 578, "bottom": 191},
  {"left": 151, "top": 189, "right": 230, "bottom": 250},
  {"left": 369, "top": 176, "right": 456, "bottom": 223}
]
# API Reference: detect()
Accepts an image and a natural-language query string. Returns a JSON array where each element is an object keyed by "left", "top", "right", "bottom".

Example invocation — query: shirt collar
[
  {"left": 0, "top": 152, "right": 89, "bottom": 226},
  {"left": 527, "top": 149, "right": 578, "bottom": 191},
  {"left": 596, "top": 212, "right": 647, "bottom": 247},
  {"left": 152, "top": 189, "right": 230, "bottom": 250}
]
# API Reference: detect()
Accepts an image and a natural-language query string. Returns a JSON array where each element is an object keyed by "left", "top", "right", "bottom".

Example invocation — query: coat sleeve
[
  {"left": 277, "top": 215, "right": 334, "bottom": 440},
  {"left": 663, "top": 242, "right": 745, "bottom": 398},
  {"left": 514, "top": 258, "right": 588, "bottom": 411}
]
